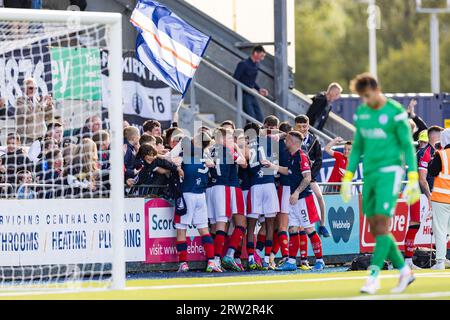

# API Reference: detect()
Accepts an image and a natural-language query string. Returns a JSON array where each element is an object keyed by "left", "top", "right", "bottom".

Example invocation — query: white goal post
[{"left": 0, "top": 8, "right": 125, "bottom": 291}]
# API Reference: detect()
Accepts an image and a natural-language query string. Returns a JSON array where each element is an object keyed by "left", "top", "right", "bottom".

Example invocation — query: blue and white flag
[{"left": 130, "top": 0, "right": 211, "bottom": 96}]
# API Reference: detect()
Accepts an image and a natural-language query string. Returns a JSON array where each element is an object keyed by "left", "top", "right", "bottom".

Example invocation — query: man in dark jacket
[
  {"left": 295, "top": 115, "right": 330, "bottom": 238},
  {"left": 233, "top": 46, "right": 269, "bottom": 123},
  {"left": 306, "top": 83, "right": 342, "bottom": 130}
]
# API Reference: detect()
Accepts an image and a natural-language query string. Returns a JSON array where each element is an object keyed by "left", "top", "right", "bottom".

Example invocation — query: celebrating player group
[{"left": 174, "top": 73, "right": 422, "bottom": 295}]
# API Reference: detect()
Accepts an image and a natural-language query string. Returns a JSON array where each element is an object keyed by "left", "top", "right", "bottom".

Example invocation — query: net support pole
[{"left": 108, "top": 14, "right": 126, "bottom": 290}]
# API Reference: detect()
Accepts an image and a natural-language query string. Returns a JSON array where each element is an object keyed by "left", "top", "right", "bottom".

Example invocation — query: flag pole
[{"left": 175, "top": 97, "right": 184, "bottom": 114}]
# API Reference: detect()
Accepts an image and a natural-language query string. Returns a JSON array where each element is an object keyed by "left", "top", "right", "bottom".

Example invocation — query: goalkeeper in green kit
[{"left": 340, "top": 73, "right": 421, "bottom": 295}]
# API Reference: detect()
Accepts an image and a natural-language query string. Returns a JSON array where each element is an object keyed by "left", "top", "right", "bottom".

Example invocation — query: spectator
[
  {"left": 92, "top": 130, "right": 110, "bottom": 170},
  {"left": 295, "top": 115, "right": 330, "bottom": 237},
  {"left": 417, "top": 125, "right": 444, "bottom": 203},
  {"left": 16, "top": 170, "right": 36, "bottom": 199},
  {"left": 417, "top": 130, "right": 429, "bottom": 150},
  {"left": 221, "top": 120, "right": 236, "bottom": 131},
  {"left": 0, "top": 97, "right": 11, "bottom": 120},
  {"left": 28, "top": 121, "right": 63, "bottom": 163},
  {"left": 407, "top": 99, "right": 428, "bottom": 142},
  {"left": 139, "top": 133, "right": 156, "bottom": 147},
  {"left": 143, "top": 119, "right": 162, "bottom": 137},
  {"left": 123, "top": 126, "right": 140, "bottom": 180},
  {"left": 34, "top": 138, "right": 58, "bottom": 182},
  {"left": 278, "top": 121, "right": 292, "bottom": 134},
  {"left": 428, "top": 129, "right": 450, "bottom": 270},
  {"left": 233, "top": 45, "right": 268, "bottom": 123},
  {"left": 66, "top": 138, "right": 100, "bottom": 198},
  {"left": 324, "top": 137, "right": 352, "bottom": 193},
  {"left": 0, "top": 157, "right": 6, "bottom": 184},
  {"left": 92, "top": 130, "right": 111, "bottom": 194},
  {"left": 133, "top": 143, "right": 182, "bottom": 197},
  {"left": 0, "top": 134, "right": 32, "bottom": 185},
  {"left": 123, "top": 120, "right": 130, "bottom": 128},
  {"left": 80, "top": 115, "right": 102, "bottom": 140},
  {"left": 163, "top": 127, "right": 184, "bottom": 165},
  {"left": 45, "top": 121, "right": 64, "bottom": 145},
  {"left": 154, "top": 136, "right": 166, "bottom": 154},
  {"left": 15, "top": 78, "right": 53, "bottom": 144},
  {"left": 40, "top": 149, "right": 65, "bottom": 198},
  {"left": 306, "top": 82, "right": 342, "bottom": 130}
]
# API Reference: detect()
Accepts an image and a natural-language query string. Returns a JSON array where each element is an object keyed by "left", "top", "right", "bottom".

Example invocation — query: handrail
[
  {"left": 194, "top": 82, "right": 263, "bottom": 126},
  {"left": 198, "top": 59, "right": 333, "bottom": 143}
]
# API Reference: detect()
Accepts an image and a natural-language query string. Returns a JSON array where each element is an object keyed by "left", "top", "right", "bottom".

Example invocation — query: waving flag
[{"left": 130, "top": 0, "right": 211, "bottom": 96}]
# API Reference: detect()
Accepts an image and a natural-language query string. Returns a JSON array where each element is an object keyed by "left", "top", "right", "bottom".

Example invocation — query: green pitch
[{"left": 1, "top": 270, "right": 450, "bottom": 300}]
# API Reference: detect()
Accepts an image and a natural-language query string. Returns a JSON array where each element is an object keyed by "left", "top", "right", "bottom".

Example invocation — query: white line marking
[
  {"left": 0, "top": 272, "right": 449, "bottom": 298},
  {"left": 123, "top": 272, "right": 450, "bottom": 291},
  {"left": 318, "top": 291, "right": 450, "bottom": 300}
]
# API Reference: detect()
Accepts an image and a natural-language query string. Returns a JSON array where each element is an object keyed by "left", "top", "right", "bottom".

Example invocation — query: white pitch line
[
  {"left": 0, "top": 272, "right": 449, "bottom": 298},
  {"left": 319, "top": 291, "right": 450, "bottom": 300},
  {"left": 123, "top": 272, "right": 450, "bottom": 292}
]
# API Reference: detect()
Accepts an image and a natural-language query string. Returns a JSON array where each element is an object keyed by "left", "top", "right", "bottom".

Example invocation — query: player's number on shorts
[{"left": 148, "top": 95, "right": 165, "bottom": 113}]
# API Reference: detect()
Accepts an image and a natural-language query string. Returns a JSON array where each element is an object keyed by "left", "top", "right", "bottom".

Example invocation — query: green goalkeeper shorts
[{"left": 362, "top": 166, "right": 404, "bottom": 217}]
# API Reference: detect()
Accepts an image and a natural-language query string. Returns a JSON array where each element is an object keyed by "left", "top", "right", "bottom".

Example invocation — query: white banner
[
  {"left": 101, "top": 50, "right": 172, "bottom": 128},
  {"left": 0, "top": 198, "right": 145, "bottom": 266}
]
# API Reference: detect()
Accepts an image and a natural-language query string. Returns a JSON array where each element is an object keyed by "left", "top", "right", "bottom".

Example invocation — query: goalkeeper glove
[
  {"left": 340, "top": 171, "right": 354, "bottom": 203},
  {"left": 403, "top": 171, "right": 420, "bottom": 205}
]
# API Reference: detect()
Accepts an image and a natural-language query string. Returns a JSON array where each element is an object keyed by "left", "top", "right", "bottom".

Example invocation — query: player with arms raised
[{"left": 341, "top": 73, "right": 420, "bottom": 294}]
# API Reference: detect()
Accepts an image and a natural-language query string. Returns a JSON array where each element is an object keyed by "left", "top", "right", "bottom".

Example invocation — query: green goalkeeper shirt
[{"left": 346, "top": 98, "right": 417, "bottom": 176}]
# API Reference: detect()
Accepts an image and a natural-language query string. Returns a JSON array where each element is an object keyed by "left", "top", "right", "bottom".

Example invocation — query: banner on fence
[
  {"left": 359, "top": 194, "right": 442, "bottom": 252},
  {"left": 0, "top": 198, "right": 145, "bottom": 266},
  {"left": 314, "top": 195, "right": 360, "bottom": 256},
  {"left": 144, "top": 198, "right": 205, "bottom": 263},
  {"left": 101, "top": 50, "right": 172, "bottom": 129}
]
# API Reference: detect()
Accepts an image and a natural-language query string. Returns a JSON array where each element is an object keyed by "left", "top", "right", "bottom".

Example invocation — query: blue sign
[{"left": 310, "top": 195, "right": 360, "bottom": 256}]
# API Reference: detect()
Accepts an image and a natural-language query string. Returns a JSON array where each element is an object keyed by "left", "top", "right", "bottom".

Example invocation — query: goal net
[{"left": 0, "top": 8, "right": 125, "bottom": 292}]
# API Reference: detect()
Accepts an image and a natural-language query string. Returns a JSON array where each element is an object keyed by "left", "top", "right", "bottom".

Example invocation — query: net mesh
[{"left": 0, "top": 17, "right": 119, "bottom": 291}]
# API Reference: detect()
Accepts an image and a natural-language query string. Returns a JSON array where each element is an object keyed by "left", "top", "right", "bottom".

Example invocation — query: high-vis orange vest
[{"left": 431, "top": 148, "right": 450, "bottom": 204}]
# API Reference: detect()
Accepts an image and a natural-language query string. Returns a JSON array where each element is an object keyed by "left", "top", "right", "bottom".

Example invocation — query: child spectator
[
  {"left": 154, "top": 136, "right": 166, "bottom": 154},
  {"left": 65, "top": 138, "right": 100, "bottom": 198},
  {"left": 133, "top": 143, "right": 182, "bottom": 197},
  {"left": 92, "top": 129, "right": 111, "bottom": 193},
  {"left": 123, "top": 126, "right": 140, "bottom": 180},
  {"left": 41, "top": 149, "right": 64, "bottom": 198},
  {"left": 34, "top": 138, "right": 57, "bottom": 182},
  {"left": 139, "top": 133, "right": 156, "bottom": 147},
  {"left": 16, "top": 170, "right": 36, "bottom": 199}
]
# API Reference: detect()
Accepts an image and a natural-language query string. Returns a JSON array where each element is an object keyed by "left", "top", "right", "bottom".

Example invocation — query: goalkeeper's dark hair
[{"left": 350, "top": 73, "right": 379, "bottom": 94}]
